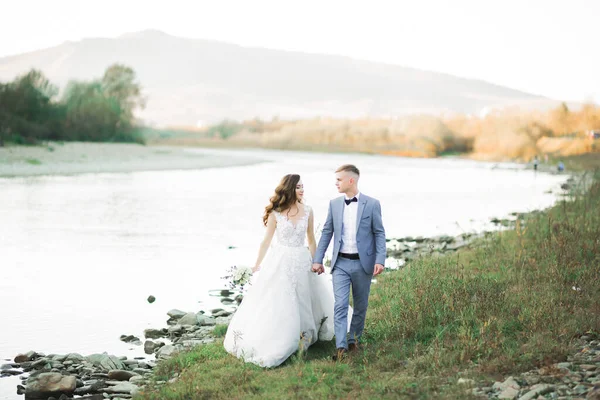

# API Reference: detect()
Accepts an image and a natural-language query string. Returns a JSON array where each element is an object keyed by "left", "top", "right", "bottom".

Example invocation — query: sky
[{"left": 1, "top": 0, "right": 598, "bottom": 103}]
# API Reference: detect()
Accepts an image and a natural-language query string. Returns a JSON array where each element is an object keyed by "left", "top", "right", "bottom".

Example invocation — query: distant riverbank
[{"left": 0, "top": 142, "right": 263, "bottom": 177}]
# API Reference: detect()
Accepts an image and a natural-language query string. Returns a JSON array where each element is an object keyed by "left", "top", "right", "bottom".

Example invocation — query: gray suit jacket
[{"left": 314, "top": 194, "right": 386, "bottom": 274}]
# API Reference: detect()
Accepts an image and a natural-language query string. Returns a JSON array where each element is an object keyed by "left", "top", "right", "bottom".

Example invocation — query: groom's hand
[
  {"left": 373, "top": 264, "right": 384, "bottom": 276},
  {"left": 312, "top": 263, "right": 324, "bottom": 275}
]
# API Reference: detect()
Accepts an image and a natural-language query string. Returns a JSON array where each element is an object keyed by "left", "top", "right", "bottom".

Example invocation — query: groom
[{"left": 312, "top": 164, "right": 386, "bottom": 360}]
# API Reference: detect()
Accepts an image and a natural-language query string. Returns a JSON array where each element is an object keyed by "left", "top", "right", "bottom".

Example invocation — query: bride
[{"left": 223, "top": 173, "right": 341, "bottom": 367}]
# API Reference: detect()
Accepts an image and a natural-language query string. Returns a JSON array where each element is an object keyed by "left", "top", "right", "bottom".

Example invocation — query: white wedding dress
[{"left": 223, "top": 206, "right": 341, "bottom": 368}]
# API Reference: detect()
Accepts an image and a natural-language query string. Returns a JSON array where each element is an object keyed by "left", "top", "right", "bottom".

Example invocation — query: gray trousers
[{"left": 332, "top": 257, "right": 373, "bottom": 349}]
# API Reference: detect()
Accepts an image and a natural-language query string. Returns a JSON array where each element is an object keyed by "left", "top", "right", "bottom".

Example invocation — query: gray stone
[
  {"left": 103, "top": 382, "right": 138, "bottom": 394},
  {"left": 108, "top": 370, "right": 138, "bottom": 381},
  {"left": 65, "top": 353, "right": 85, "bottom": 362},
  {"left": 1, "top": 369, "right": 23, "bottom": 376},
  {"left": 181, "top": 340, "right": 208, "bottom": 348},
  {"left": 25, "top": 372, "right": 77, "bottom": 398},
  {"left": 156, "top": 345, "right": 177, "bottom": 359},
  {"left": 51, "top": 354, "right": 67, "bottom": 362},
  {"left": 518, "top": 384, "right": 554, "bottom": 400},
  {"left": 498, "top": 387, "right": 519, "bottom": 399},
  {"left": 14, "top": 352, "right": 35, "bottom": 363},
  {"left": 31, "top": 358, "right": 50, "bottom": 369},
  {"left": 74, "top": 385, "right": 93, "bottom": 395},
  {"left": 86, "top": 354, "right": 126, "bottom": 371},
  {"left": 144, "top": 340, "right": 164, "bottom": 355},
  {"left": 197, "top": 315, "right": 216, "bottom": 326},
  {"left": 132, "top": 368, "right": 153, "bottom": 375},
  {"left": 168, "top": 325, "right": 183, "bottom": 334},
  {"left": 167, "top": 309, "right": 187, "bottom": 319},
  {"left": 89, "top": 380, "right": 108, "bottom": 391},
  {"left": 129, "top": 375, "right": 146, "bottom": 384},
  {"left": 493, "top": 377, "right": 520, "bottom": 391},
  {"left": 105, "top": 380, "right": 126, "bottom": 385},
  {"left": 119, "top": 335, "right": 142, "bottom": 346},
  {"left": 143, "top": 329, "right": 167, "bottom": 339},
  {"left": 178, "top": 312, "right": 199, "bottom": 326}
]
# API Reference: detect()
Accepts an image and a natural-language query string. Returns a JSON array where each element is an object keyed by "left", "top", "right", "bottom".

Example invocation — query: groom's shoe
[
  {"left": 332, "top": 348, "right": 347, "bottom": 361},
  {"left": 348, "top": 343, "right": 359, "bottom": 353}
]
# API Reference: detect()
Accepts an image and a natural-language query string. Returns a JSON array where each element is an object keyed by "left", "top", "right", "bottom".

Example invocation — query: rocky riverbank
[
  {"left": 1, "top": 291, "right": 238, "bottom": 399},
  {"left": 385, "top": 213, "right": 533, "bottom": 266},
  {"left": 468, "top": 334, "right": 600, "bottom": 399}
]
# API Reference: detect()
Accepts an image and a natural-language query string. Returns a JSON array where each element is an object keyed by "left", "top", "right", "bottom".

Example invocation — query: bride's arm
[
  {"left": 307, "top": 208, "right": 316, "bottom": 259},
  {"left": 253, "top": 213, "right": 276, "bottom": 272}
]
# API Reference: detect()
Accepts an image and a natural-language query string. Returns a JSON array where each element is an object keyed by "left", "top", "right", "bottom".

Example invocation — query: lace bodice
[{"left": 273, "top": 205, "right": 311, "bottom": 247}]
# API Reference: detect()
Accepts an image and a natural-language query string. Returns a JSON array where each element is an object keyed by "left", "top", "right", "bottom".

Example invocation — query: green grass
[
  {"left": 212, "top": 324, "right": 228, "bottom": 338},
  {"left": 136, "top": 171, "right": 600, "bottom": 400},
  {"left": 25, "top": 158, "right": 42, "bottom": 165}
]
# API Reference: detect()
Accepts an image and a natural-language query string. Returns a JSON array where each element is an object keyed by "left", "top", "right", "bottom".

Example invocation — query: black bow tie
[{"left": 345, "top": 197, "right": 358, "bottom": 205}]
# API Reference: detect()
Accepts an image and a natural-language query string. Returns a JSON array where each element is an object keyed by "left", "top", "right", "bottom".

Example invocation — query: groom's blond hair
[{"left": 336, "top": 164, "right": 360, "bottom": 177}]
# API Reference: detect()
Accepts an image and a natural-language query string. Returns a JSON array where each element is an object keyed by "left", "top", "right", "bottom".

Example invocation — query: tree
[
  {"left": 0, "top": 65, "right": 145, "bottom": 145},
  {"left": 0, "top": 70, "right": 62, "bottom": 144},
  {"left": 101, "top": 64, "right": 146, "bottom": 127},
  {"left": 62, "top": 81, "right": 121, "bottom": 141}
]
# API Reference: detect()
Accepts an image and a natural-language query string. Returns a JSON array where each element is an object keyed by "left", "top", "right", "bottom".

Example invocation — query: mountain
[{"left": 0, "top": 30, "right": 553, "bottom": 126}]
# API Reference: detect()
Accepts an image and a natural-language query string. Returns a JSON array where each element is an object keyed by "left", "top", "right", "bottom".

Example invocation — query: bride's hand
[{"left": 252, "top": 265, "right": 261, "bottom": 273}]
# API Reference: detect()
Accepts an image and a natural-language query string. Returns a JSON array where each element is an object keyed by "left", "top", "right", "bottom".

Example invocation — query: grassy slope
[{"left": 136, "top": 158, "right": 600, "bottom": 400}]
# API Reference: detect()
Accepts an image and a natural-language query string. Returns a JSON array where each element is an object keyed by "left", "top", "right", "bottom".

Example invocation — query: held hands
[
  {"left": 373, "top": 263, "right": 384, "bottom": 276},
  {"left": 311, "top": 263, "right": 325, "bottom": 275}
]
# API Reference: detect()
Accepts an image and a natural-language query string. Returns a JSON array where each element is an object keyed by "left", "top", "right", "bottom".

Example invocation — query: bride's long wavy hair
[{"left": 263, "top": 174, "right": 301, "bottom": 226}]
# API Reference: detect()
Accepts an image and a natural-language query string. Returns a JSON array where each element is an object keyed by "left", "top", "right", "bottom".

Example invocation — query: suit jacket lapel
[{"left": 356, "top": 196, "right": 367, "bottom": 232}]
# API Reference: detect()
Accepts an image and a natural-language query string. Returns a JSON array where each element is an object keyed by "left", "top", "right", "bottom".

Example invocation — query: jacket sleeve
[
  {"left": 373, "top": 200, "right": 386, "bottom": 265},
  {"left": 313, "top": 200, "right": 334, "bottom": 264}
]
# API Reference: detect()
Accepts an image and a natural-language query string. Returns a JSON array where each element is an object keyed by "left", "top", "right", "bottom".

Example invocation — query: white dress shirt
[{"left": 340, "top": 192, "right": 360, "bottom": 253}]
